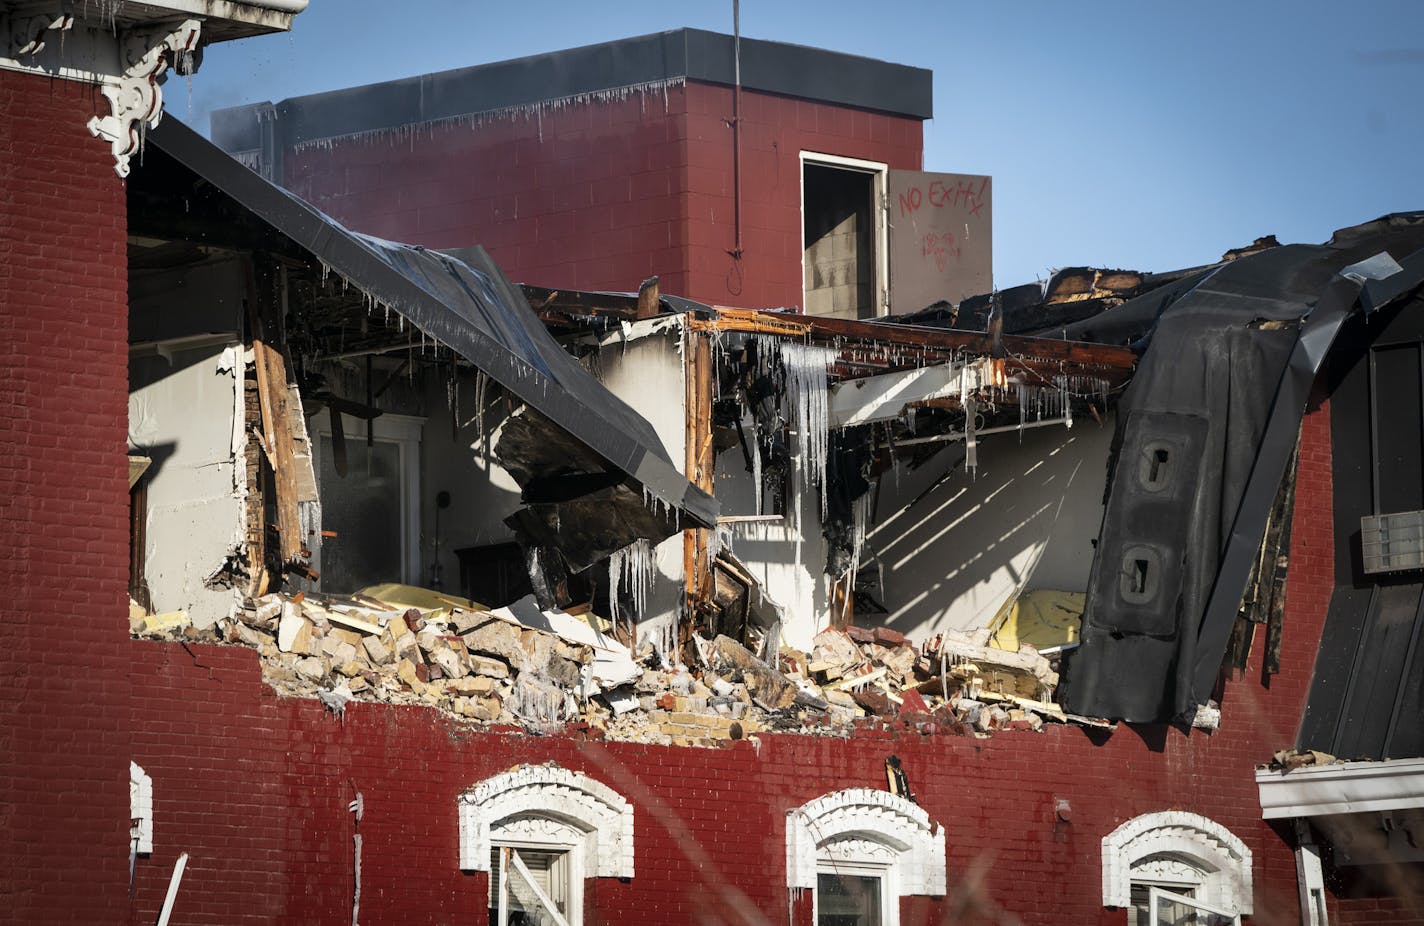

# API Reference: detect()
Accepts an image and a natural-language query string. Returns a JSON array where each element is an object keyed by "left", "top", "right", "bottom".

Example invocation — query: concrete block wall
[
  {"left": 278, "top": 82, "right": 922, "bottom": 310},
  {"left": 680, "top": 82, "right": 922, "bottom": 311},
  {"left": 0, "top": 70, "right": 132, "bottom": 921},
  {"left": 283, "top": 89, "right": 693, "bottom": 297}
]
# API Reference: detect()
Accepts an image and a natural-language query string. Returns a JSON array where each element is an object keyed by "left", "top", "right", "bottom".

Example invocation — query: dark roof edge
[{"left": 211, "top": 28, "right": 932, "bottom": 151}]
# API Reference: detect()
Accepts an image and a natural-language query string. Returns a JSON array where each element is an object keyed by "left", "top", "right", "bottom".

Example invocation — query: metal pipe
[
  {"left": 876, "top": 415, "right": 1072, "bottom": 449},
  {"left": 729, "top": 0, "right": 744, "bottom": 260}
]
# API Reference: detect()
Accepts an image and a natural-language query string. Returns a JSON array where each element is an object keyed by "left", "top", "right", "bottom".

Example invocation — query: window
[
  {"left": 1141, "top": 886, "right": 1239, "bottom": 926},
  {"left": 787, "top": 788, "right": 946, "bottom": 926},
  {"left": 312, "top": 412, "right": 423, "bottom": 591},
  {"left": 801, "top": 153, "right": 888, "bottom": 321},
  {"left": 817, "top": 865, "right": 889, "bottom": 926},
  {"left": 490, "top": 845, "right": 576, "bottom": 926},
  {"left": 1103, "top": 812, "right": 1252, "bottom": 923},
  {"left": 459, "top": 765, "right": 634, "bottom": 926},
  {"left": 130, "top": 761, "right": 153, "bottom": 855}
]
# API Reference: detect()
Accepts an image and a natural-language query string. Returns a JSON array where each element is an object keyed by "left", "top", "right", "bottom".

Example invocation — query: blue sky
[{"left": 185, "top": 0, "right": 1424, "bottom": 287}]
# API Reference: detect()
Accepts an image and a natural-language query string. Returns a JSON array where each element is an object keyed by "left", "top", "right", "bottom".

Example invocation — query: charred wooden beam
[
  {"left": 689, "top": 307, "right": 1137, "bottom": 378},
  {"left": 520, "top": 284, "right": 642, "bottom": 319},
  {"left": 683, "top": 329, "right": 715, "bottom": 627}
]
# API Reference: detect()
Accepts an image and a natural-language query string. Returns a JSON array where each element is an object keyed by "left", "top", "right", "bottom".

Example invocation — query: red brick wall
[
  {"left": 680, "top": 82, "right": 922, "bottom": 310},
  {"left": 280, "top": 82, "right": 923, "bottom": 310},
  {"left": 117, "top": 397, "right": 1347, "bottom": 926},
  {"left": 0, "top": 71, "right": 132, "bottom": 921},
  {"left": 0, "top": 71, "right": 1394, "bottom": 923}
]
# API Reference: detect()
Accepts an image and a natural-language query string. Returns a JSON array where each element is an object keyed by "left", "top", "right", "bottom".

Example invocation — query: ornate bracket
[
  {"left": 7, "top": 10, "right": 74, "bottom": 58},
  {"left": 87, "top": 18, "right": 202, "bottom": 178}
]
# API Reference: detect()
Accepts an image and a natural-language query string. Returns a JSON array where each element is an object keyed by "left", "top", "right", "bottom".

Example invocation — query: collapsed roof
[
  {"left": 137, "top": 118, "right": 1424, "bottom": 730},
  {"left": 144, "top": 117, "right": 716, "bottom": 560},
  {"left": 1056, "top": 215, "right": 1424, "bottom": 721}
]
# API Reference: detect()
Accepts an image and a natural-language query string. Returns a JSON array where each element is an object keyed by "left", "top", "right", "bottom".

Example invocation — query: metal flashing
[{"left": 211, "top": 28, "right": 931, "bottom": 153}]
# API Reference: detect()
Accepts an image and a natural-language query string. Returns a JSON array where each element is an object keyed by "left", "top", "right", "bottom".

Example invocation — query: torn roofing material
[
  {"left": 146, "top": 116, "right": 715, "bottom": 529},
  {"left": 1065, "top": 213, "right": 1424, "bottom": 723}
]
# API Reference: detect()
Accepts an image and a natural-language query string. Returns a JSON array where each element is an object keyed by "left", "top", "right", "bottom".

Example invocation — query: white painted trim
[
  {"left": 1256, "top": 757, "right": 1424, "bottom": 819},
  {"left": 786, "top": 788, "right": 945, "bottom": 898},
  {"left": 312, "top": 412, "right": 424, "bottom": 586},
  {"left": 130, "top": 761, "right": 153, "bottom": 855},
  {"left": 1294, "top": 820, "right": 1330, "bottom": 926},
  {"left": 800, "top": 151, "right": 890, "bottom": 318},
  {"left": 1148, "top": 886, "right": 1240, "bottom": 925},
  {"left": 458, "top": 765, "right": 634, "bottom": 880},
  {"left": 1101, "top": 811, "right": 1252, "bottom": 915}
]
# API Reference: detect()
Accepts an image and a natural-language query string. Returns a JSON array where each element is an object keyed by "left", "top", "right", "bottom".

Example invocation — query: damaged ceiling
[{"left": 143, "top": 116, "right": 716, "bottom": 540}]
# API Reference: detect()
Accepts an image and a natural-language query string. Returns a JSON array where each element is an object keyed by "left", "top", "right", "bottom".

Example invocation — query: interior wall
[
  {"left": 418, "top": 370, "right": 524, "bottom": 597},
  {"left": 129, "top": 258, "right": 248, "bottom": 629},
  {"left": 589, "top": 325, "right": 688, "bottom": 640},
  {"left": 802, "top": 164, "right": 873, "bottom": 320},
  {"left": 867, "top": 416, "right": 1114, "bottom": 641},
  {"left": 714, "top": 444, "right": 832, "bottom": 652}
]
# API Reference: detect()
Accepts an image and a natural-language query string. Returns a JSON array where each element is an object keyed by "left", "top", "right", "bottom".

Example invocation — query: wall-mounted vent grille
[{"left": 1361, "top": 510, "right": 1424, "bottom": 574}]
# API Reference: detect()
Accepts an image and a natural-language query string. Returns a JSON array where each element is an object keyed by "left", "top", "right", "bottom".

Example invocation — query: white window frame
[
  {"left": 311, "top": 411, "right": 423, "bottom": 587},
  {"left": 1102, "top": 811, "right": 1253, "bottom": 918},
  {"left": 814, "top": 858, "right": 896, "bottom": 926},
  {"left": 1148, "top": 885, "right": 1241, "bottom": 925},
  {"left": 800, "top": 151, "right": 890, "bottom": 318},
  {"left": 492, "top": 840, "right": 582, "bottom": 926}
]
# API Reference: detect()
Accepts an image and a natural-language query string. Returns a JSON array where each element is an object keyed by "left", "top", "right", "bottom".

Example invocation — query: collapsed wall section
[{"left": 114, "top": 389, "right": 1381, "bottom": 924}]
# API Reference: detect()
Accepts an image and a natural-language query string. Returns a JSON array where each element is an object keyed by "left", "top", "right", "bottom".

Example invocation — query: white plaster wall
[
  {"left": 714, "top": 445, "right": 832, "bottom": 652},
  {"left": 417, "top": 371, "right": 524, "bottom": 593},
  {"left": 588, "top": 328, "right": 688, "bottom": 641},
  {"left": 128, "top": 257, "right": 248, "bottom": 628},
  {"left": 866, "top": 415, "right": 1113, "bottom": 641},
  {"left": 129, "top": 345, "right": 244, "bottom": 628}
]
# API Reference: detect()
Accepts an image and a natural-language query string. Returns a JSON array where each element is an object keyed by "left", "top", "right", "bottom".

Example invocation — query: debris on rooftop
[{"left": 131, "top": 584, "right": 1102, "bottom": 745}]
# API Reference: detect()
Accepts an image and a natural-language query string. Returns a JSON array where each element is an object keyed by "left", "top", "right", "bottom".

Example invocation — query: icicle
[
  {"left": 751, "top": 436, "right": 763, "bottom": 515},
  {"left": 780, "top": 341, "right": 835, "bottom": 510},
  {"left": 607, "top": 538, "right": 655, "bottom": 632}
]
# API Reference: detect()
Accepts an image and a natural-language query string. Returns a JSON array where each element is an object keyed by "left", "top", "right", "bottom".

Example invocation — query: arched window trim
[
  {"left": 1101, "top": 810, "right": 1252, "bottom": 914},
  {"left": 786, "top": 787, "right": 946, "bottom": 897},
  {"left": 457, "top": 764, "right": 634, "bottom": 879}
]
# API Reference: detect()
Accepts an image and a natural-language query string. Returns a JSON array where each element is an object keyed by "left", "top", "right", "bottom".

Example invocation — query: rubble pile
[{"left": 132, "top": 590, "right": 1093, "bottom": 746}]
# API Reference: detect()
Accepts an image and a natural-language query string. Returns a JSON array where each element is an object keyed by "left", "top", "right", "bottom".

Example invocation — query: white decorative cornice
[
  {"left": 87, "top": 18, "right": 202, "bottom": 177},
  {"left": 2, "top": 3, "right": 300, "bottom": 177},
  {"left": 1256, "top": 757, "right": 1424, "bottom": 820},
  {"left": 786, "top": 788, "right": 946, "bottom": 896},
  {"left": 457, "top": 764, "right": 634, "bottom": 878},
  {"left": 1101, "top": 811, "right": 1252, "bottom": 914}
]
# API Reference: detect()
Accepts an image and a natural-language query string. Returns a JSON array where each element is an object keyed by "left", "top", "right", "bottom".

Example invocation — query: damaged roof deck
[{"left": 129, "top": 110, "right": 1424, "bottom": 744}]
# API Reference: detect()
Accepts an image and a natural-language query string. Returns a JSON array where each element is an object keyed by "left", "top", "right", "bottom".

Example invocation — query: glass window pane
[
  {"left": 1147, "top": 885, "right": 1236, "bottom": 926},
  {"left": 316, "top": 435, "right": 403, "bottom": 591},
  {"left": 1133, "top": 884, "right": 1198, "bottom": 926},
  {"left": 817, "top": 871, "right": 882, "bottom": 926}
]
